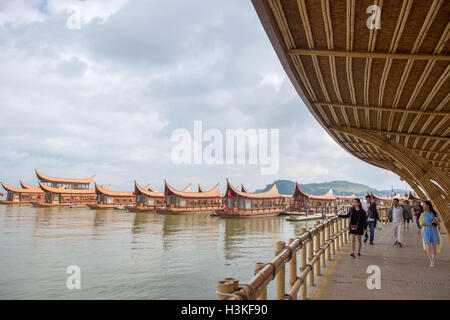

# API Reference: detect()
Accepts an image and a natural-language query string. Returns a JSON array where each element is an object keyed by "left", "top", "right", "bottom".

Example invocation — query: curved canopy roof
[
  {"left": 39, "top": 182, "right": 95, "bottom": 194},
  {"left": 2, "top": 182, "right": 45, "bottom": 194},
  {"left": 198, "top": 184, "right": 206, "bottom": 192},
  {"left": 241, "top": 184, "right": 250, "bottom": 193},
  {"left": 134, "top": 181, "right": 164, "bottom": 198},
  {"left": 165, "top": 181, "right": 221, "bottom": 198},
  {"left": 226, "top": 180, "right": 281, "bottom": 199},
  {"left": 95, "top": 183, "right": 134, "bottom": 197},
  {"left": 35, "top": 169, "right": 95, "bottom": 184},
  {"left": 253, "top": 0, "right": 450, "bottom": 235}
]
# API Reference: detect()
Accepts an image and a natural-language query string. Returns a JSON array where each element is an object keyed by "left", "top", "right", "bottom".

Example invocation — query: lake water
[{"left": 0, "top": 205, "right": 317, "bottom": 299}]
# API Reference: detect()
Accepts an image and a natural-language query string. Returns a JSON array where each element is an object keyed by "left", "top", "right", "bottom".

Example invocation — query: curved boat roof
[
  {"left": 2, "top": 182, "right": 45, "bottom": 194},
  {"left": 336, "top": 194, "right": 356, "bottom": 200},
  {"left": 95, "top": 183, "right": 134, "bottom": 197},
  {"left": 308, "top": 188, "right": 336, "bottom": 200},
  {"left": 134, "top": 181, "right": 164, "bottom": 198},
  {"left": 35, "top": 169, "right": 95, "bottom": 184},
  {"left": 39, "top": 182, "right": 95, "bottom": 194},
  {"left": 226, "top": 180, "right": 280, "bottom": 199},
  {"left": 20, "top": 181, "right": 41, "bottom": 190},
  {"left": 165, "top": 181, "right": 221, "bottom": 198}
]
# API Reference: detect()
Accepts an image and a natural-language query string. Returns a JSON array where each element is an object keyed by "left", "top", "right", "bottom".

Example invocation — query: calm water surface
[{"left": 0, "top": 205, "right": 316, "bottom": 299}]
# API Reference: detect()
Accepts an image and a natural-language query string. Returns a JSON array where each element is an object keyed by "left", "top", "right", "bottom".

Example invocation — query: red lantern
[
  {"left": 228, "top": 191, "right": 234, "bottom": 199},
  {"left": 0, "top": 193, "right": 3, "bottom": 197},
  {"left": 37, "top": 195, "right": 41, "bottom": 199}
]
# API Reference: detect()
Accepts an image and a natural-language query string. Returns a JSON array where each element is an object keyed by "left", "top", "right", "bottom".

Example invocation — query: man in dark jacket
[{"left": 363, "top": 195, "right": 380, "bottom": 245}]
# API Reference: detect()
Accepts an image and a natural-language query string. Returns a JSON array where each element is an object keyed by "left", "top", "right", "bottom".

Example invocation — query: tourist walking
[
  {"left": 413, "top": 200, "right": 423, "bottom": 229},
  {"left": 419, "top": 201, "right": 442, "bottom": 267},
  {"left": 336, "top": 198, "right": 367, "bottom": 258},
  {"left": 388, "top": 198, "right": 404, "bottom": 247},
  {"left": 362, "top": 194, "right": 380, "bottom": 245},
  {"left": 402, "top": 200, "right": 413, "bottom": 230}
]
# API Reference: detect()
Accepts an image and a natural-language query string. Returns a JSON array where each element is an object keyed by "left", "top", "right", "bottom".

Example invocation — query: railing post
[
  {"left": 343, "top": 217, "right": 348, "bottom": 243},
  {"left": 336, "top": 218, "right": 342, "bottom": 251},
  {"left": 254, "top": 262, "right": 267, "bottom": 300},
  {"left": 330, "top": 218, "right": 336, "bottom": 255},
  {"left": 300, "top": 227, "right": 307, "bottom": 300},
  {"left": 217, "top": 279, "right": 235, "bottom": 300},
  {"left": 320, "top": 220, "right": 326, "bottom": 266},
  {"left": 326, "top": 216, "right": 331, "bottom": 260},
  {"left": 314, "top": 221, "right": 321, "bottom": 276},
  {"left": 288, "top": 238, "right": 297, "bottom": 300},
  {"left": 307, "top": 228, "right": 314, "bottom": 287},
  {"left": 275, "top": 241, "right": 286, "bottom": 300},
  {"left": 339, "top": 218, "right": 344, "bottom": 248}
]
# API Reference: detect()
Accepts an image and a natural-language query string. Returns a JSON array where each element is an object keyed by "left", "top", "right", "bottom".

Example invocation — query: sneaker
[
  {"left": 370, "top": 242, "right": 374, "bottom": 245},
  {"left": 357, "top": 253, "right": 361, "bottom": 256},
  {"left": 398, "top": 242, "right": 402, "bottom": 247},
  {"left": 394, "top": 241, "right": 398, "bottom": 245},
  {"left": 350, "top": 253, "right": 355, "bottom": 258}
]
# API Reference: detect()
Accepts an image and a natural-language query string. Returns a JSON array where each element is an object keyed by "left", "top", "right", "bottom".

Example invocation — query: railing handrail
[{"left": 217, "top": 215, "right": 350, "bottom": 300}]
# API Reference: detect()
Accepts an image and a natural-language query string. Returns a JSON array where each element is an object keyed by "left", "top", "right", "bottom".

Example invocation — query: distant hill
[{"left": 255, "top": 180, "right": 405, "bottom": 198}]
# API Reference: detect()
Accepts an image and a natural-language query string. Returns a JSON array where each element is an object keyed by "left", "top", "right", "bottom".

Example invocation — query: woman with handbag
[
  {"left": 336, "top": 198, "right": 367, "bottom": 258},
  {"left": 419, "top": 201, "right": 442, "bottom": 267}
]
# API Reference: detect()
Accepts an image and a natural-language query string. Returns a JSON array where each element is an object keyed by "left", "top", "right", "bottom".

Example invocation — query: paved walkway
[{"left": 315, "top": 223, "right": 450, "bottom": 300}]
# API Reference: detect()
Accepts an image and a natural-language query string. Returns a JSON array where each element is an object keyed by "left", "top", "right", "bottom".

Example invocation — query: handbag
[{"left": 349, "top": 209, "right": 360, "bottom": 231}]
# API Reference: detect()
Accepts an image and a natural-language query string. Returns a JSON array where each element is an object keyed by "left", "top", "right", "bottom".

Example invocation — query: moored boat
[
  {"left": 156, "top": 181, "right": 222, "bottom": 214},
  {"left": 215, "top": 180, "right": 283, "bottom": 219},
  {"left": 1, "top": 182, "right": 45, "bottom": 204}
]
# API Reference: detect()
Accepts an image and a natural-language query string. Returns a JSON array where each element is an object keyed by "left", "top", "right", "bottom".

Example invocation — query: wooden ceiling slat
[
  {"left": 314, "top": 102, "right": 449, "bottom": 117},
  {"left": 288, "top": 49, "right": 450, "bottom": 61}
]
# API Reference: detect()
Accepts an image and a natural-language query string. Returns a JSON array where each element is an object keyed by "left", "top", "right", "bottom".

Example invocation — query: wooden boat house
[
  {"left": 91, "top": 183, "right": 136, "bottom": 209},
  {"left": 36, "top": 169, "right": 94, "bottom": 189},
  {"left": 336, "top": 194, "right": 357, "bottom": 206},
  {"left": 1, "top": 182, "right": 45, "bottom": 204},
  {"left": 308, "top": 188, "right": 337, "bottom": 213},
  {"left": 131, "top": 181, "right": 165, "bottom": 212},
  {"left": 215, "top": 180, "right": 283, "bottom": 218},
  {"left": 157, "top": 181, "right": 222, "bottom": 214},
  {"left": 33, "top": 170, "right": 96, "bottom": 207},
  {"left": 36, "top": 183, "right": 96, "bottom": 207},
  {"left": 370, "top": 192, "right": 390, "bottom": 207},
  {"left": 290, "top": 183, "right": 309, "bottom": 212},
  {"left": 290, "top": 184, "right": 337, "bottom": 213}
]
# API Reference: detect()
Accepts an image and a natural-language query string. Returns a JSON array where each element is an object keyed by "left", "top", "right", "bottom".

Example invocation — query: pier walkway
[
  {"left": 314, "top": 223, "right": 450, "bottom": 300},
  {"left": 217, "top": 217, "right": 449, "bottom": 300}
]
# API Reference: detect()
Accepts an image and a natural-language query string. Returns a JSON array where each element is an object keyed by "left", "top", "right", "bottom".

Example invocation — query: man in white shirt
[{"left": 388, "top": 198, "right": 404, "bottom": 247}]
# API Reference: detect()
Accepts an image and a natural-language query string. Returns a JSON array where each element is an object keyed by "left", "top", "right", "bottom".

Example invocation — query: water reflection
[{"left": 0, "top": 205, "right": 304, "bottom": 299}]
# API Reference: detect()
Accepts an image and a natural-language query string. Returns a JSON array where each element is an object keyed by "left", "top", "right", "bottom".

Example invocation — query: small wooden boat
[
  {"left": 286, "top": 213, "right": 328, "bottom": 222},
  {"left": 88, "top": 204, "right": 115, "bottom": 210},
  {"left": 70, "top": 204, "right": 88, "bottom": 208},
  {"left": 32, "top": 202, "right": 70, "bottom": 208},
  {"left": 113, "top": 205, "right": 127, "bottom": 210},
  {"left": 125, "top": 205, "right": 157, "bottom": 213},
  {"left": 215, "top": 209, "right": 282, "bottom": 219}
]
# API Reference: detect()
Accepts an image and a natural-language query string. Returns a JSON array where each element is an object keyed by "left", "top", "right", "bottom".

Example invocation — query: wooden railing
[{"left": 217, "top": 216, "right": 349, "bottom": 300}]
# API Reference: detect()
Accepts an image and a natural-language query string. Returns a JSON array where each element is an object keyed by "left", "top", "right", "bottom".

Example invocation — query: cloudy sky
[{"left": 0, "top": 0, "right": 410, "bottom": 193}]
